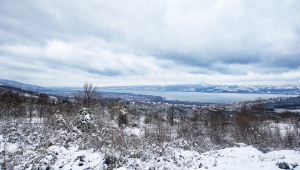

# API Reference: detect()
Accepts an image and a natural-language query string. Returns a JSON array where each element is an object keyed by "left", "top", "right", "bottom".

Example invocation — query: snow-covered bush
[
  {"left": 118, "top": 109, "right": 128, "bottom": 127},
  {"left": 75, "top": 108, "right": 94, "bottom": 132}
]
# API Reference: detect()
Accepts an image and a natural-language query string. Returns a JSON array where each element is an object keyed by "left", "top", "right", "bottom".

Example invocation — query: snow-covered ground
[
  {"left": 52, "top": 145, "right": 300, "bottom": 170},
  {"left": 1, "top": 107, "right": 299, "bottom": 169},
  {"left": 274, "top": 108, "right": 300, "bottom": 113},
  {"left": 2, "top": 135, "right": 299, "bottom": 170}
]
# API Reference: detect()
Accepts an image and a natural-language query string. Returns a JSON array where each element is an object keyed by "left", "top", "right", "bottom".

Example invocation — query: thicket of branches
[{"left": 0, "top": 84, "right": 299, "bottom": 169}]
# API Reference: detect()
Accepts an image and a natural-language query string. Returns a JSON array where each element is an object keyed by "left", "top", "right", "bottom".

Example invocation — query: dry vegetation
[{"left": 0, "top": 84, "right": 299, "bottom": 169}]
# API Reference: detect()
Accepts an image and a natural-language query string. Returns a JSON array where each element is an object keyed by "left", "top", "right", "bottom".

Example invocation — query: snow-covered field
[
  {"left": 1, "top": 133, "right": 299, "bottom": 170},
  {"left": 1, "top": 107, "right": 299, "bottom": 169},
  {"left": 118, "top": 145, "right": 300, "bottom": 170},
  {"left": 14, "top": 146, "right": 300, "bottom": 170}
]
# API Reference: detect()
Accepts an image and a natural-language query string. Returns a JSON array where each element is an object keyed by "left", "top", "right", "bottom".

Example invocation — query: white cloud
[{"left": 0, "top": 0, "right": 299, "bottom": 86}]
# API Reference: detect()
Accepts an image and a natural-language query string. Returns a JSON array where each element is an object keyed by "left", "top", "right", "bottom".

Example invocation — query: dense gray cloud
[{"left": 0, "top": 0, "right": 299, "bottom": 87}]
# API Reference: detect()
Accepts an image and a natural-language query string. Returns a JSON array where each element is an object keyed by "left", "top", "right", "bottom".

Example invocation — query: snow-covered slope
[{"left": 6, "top": 143, "right": 298, "bottom": 170}]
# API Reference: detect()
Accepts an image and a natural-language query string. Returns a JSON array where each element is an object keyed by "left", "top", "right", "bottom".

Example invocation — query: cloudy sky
[{"left": 0, "top": 0, "right": 299, "bottom": 87}]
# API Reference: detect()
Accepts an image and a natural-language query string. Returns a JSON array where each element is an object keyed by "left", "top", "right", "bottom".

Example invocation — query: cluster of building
[
  {"left": 48, "top": 89, "right": 300, "bottom": 116},
  {"left": 122, "top": 95, "right": 300, "bottom": 118}
]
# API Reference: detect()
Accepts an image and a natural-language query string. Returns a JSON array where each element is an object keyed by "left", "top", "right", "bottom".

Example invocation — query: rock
[
  {"left": 104, "top": 156, "right": 117, "bottom": 166},
  {"left": 277, "top": 162, "right": 290, "bottom": 169}
]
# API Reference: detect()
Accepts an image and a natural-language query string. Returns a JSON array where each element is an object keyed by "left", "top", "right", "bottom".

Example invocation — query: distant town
[
  {"left": 46, "top": 90, "right": 300, "bottom": 117},
  {"left": 1, "top": 78, "right": 299, "bottom": 116}
]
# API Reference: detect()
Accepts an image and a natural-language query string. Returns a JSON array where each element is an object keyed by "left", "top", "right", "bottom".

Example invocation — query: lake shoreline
[{"left": 100, "top": 89, "right": 299, "bottom": 104}]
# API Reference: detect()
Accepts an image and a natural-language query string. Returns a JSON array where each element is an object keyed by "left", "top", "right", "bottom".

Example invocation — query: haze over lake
[{"left": 100, "top": 90, "right": 297, "bottom": 103}]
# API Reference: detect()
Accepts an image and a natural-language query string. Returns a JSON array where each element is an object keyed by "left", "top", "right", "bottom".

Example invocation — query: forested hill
[
  {"left": 0, "top": 84, "right": 35, "bottom": 94},
  {"left": 0, "top": 78, "right": 52, "bottom": 92},
  {"left": 1, "top": 78, "right": 300, "bottom": 95}
]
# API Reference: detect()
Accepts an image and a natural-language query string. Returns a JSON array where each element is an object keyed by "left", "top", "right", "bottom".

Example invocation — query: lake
[{"left": 100, "top": 90, "right": 298, "bottom": 103}]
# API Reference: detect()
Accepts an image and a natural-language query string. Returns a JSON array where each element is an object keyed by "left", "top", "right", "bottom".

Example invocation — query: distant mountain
[
  {"left": 99, "top": 84, "right": 300, "bottom": 95},
  {"left": 0, "top": 78, "right": 53, "bottom": 93},
  {"left": 48, "top": 87, "right": 80, "bottom": 92},
  {"left": 0, "top": 84, "right": 35, "bottom": 94},
  {"left": 1, "top": 78, "right": 299, "bottom": 95}
]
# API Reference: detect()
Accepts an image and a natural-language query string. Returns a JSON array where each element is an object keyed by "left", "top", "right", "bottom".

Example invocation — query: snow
[
  {"left": 200, "top": 147, "right": 299, "bottom": 170},
  {"left": 268, "top": 122, "right": 297, "bottom": 136},
  {"left": 1, "top": 131, "right": 300, "bottom": 169},
  {"left": 124, "top": 127, "right": 141, "bottom": 137},
  {"left": 31, "top": 145, "right": 299, "bottom": 170},
  {"left": 1, "top": 108, "right": 299, "bottom": 169},
  {"left": 116, "top": 146, "right": 300, "bottom": 170},
  {"left": 5, "top": 143, "right": 19, "bottom": 153},
  {"left": 115, "top": 168, "right": 128, "bottom": 170},
  {"left": 121, "top": 108, "right": 127, "bottom": 115},
  {"left": 49, "top": 146, "right": 104, "bottom": 170},
  {"left": 1, "top": 121, "right": 299, "bottom": 170},
  {"left": 274, "top": 108, "right": 300, "bottom": 113}
]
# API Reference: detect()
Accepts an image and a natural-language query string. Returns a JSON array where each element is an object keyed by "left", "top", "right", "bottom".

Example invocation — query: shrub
[
  {"left": 75, "top": 108, "right": 94, "bottom": 132},
  {"left": 118, "top": 110, "right": 128, "bottom": 126}
]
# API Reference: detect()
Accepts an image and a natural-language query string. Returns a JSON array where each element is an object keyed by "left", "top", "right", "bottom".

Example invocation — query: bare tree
[
  {"left": 27, "top": 91, "right": 36, "bottom": 122},
  {"left": 76, "top": 83, "right": 100, "bottom": 109},
  {"left": 0, "top": 91, "right": 22, "bottom": 119},
  {"left": 168, "top": 105, "right": 175, "bottom": 126},
  {"left": 234, "top": 104, "right": 261, "bottom": 144},
  {"left": 37, "top": 93, "right": 49, "bottom": 118},
  {"left": 251, "top": 98, "right": 265, "bottom": 115},
  {"left": 207, "top": 108, "right": 226, "bottom": 143}
]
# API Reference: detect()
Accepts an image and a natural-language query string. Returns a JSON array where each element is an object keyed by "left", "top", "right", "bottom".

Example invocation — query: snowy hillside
[
  {"left": 1, "top": 111, "right": 299, "bottom": 170},
  {"left": 1, "top": 134, "right": 299, "bottom": 170},
  {"left": 53, "top": 146, "right": 295, "bottom": 170},
  {"left": 0, "top": 84, "right": 299, "bottom": 169}
]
